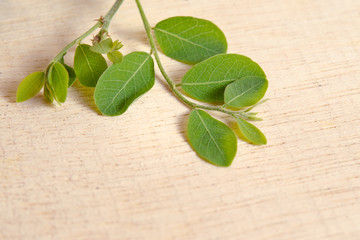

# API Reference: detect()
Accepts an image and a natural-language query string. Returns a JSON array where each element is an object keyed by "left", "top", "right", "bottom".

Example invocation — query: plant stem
[
  {"left": 94, "top": 0, "right": 125, "bottom": 41},
  {"left": 53, "top": 22, "right": 101, "bottom": 62},
  {"left": 134, "top": 0, "right": 252, "bottom": 120},
  {"left": 53, "top": 0, "right": 124, "bottom": 62}
]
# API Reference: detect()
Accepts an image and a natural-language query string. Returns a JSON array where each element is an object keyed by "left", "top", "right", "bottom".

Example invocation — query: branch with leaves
[{"left": 16, "top": 0, "right": 269, "bottom": 167}]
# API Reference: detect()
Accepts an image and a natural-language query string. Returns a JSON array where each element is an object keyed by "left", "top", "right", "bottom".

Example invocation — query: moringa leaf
[
  {"left": 16, "top": 71, "right": 45, "bottom": 102},
  {"left": 187, "top": 109, "right": 237, "bottom": 167},
  {"left": 94, "top": 51, "right": 155, "bottom": 116},
  {"left": 235, "top": 117, "right": 267, "bottom": 145},
  {"left": 48, "top": 62, "right": 69, "bottom": 103},
  {"left": 59, "top": 57, "right": 76, "bottom": 87},
  {"left": 74, "top": 44, "right": 108, "bottom": 87},
  {"left": 90, "top": 38, "right": 113, "bottom": 54},
  {"left": 154, "top": 16, "right": 227, "bottom": 64},
  {"left": 181, "top": 54, "right": 266, "bottom": 103},
  {"left": 64, "top": 64, "right": 76, "bottom": 87},
  {"left": 224, "top": 76, "right": 268, "bottom": 108},
  {"left": 107, "top": 50, "right": 123, "bottom": 63}
]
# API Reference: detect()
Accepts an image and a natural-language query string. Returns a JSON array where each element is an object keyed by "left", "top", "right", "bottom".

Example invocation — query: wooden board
[{"left": 1, "top": 0, "right": 360, "bottom": 239}]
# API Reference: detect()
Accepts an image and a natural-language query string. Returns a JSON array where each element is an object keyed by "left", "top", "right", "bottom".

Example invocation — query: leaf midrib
[
  {"left": 182, "top": 78, "right": 238, "bottom": 86},
  {"left": 53, "top": 63, "right": 66, "bottom": 101},
  {"left": 155, "top": 28, "right": 217, "bottom": 53},
  {"left": 79, "top": 45, "right": 96, "bottom": 86},
  {"left": 103, "top": 55, "right": 150, "bottom": 112},
  {"left": 19, "top": 73, "right": 44, "bottom": 101},
  {"left": 196, "top": 110, "right": 226, "bottom": 163},
  {"left": 226, "top": 81, "right": 263, "bottom": 106}
]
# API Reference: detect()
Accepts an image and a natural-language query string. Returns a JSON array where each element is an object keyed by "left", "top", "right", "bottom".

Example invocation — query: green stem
[
  {"left": 53, "top": 0, "right": 124, "bottom": 62},
  {"left": 53, "top": 22, "right": 101, "bottom": 62},
  {"left": 103, "top": 0, "right": 124, "bottom": 33},
  {"left": 135, "top": 0, "right": 252, "bottom": 120},
  {"left": 94, "top": 0, "right": 125, "bottom": 41}
]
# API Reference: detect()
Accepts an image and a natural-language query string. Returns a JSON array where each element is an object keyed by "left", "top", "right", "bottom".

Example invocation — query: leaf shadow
[
  {"left": 21, "top": 93, "right": 58, "bottom": 108},
  {"left": 176, "top": 112, "right": 191, "bottom": 143},
  {"left": 71, "top": 81, "right": 102, "bottom": 115},
  {"left": 3, "top": 77, "right": 20, "bottom": 104},
  {"left": 154, "top": 73, "right": 173, "bottom": 95},
  {"left": 153, "top": 69, "right": 188, "bottom": 95}
]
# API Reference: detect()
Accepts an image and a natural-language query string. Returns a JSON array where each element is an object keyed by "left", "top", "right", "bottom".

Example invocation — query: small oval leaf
[
  {"left": 64, "top": 64, "right": 76, "bottom": 88},
  {"left": 154, "top": 16, "right": 227, "bottom": 64},
  {"left": 235, "top": 117, "right": 267, "bottom": 145},
  {"left": 48, "top": 62, "right": 69, "bottom": 103},
  {"left": 224, "top": 76, "right": 268, "bottom": 108},
  {"left": 107, "top": 51, "right": 123, "bottom": 63},
  {"left": 112, "top": 40, "right": 124, "bottom": 50},
  {"left": 59, "top": 56, "right": 76, "bottom": 87},
  {"left": 181, "top": 54, "right": 266, "bottom": 103},
  {"left": 94, "top": 52, "right": 155, "bottom": 116},
  {"left": 90, "top": 38, "right": 113, "bottom": 54},
  {"left": 74, "top": 44, "right": 108, "bottom": 87},
  {"left": 187, "top": 109, "right": 237, "bottom": 167},
  {"left": 16, "top": 71, "right": 45, "bottom": 102}
]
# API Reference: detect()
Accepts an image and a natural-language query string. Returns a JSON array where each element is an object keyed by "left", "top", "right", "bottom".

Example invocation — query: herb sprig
[{"left": 16, "top": 0, "right": 269, "bottom": 167}]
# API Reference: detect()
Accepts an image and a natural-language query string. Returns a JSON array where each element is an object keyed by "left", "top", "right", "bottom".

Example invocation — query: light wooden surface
[{"left": 1, "top": 0, "right": 360, "bottom": 239}]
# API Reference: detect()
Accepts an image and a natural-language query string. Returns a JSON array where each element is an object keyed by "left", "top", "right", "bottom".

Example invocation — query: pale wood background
[{"left": 1, "top": 0, "right": 360, "bottom": 239}]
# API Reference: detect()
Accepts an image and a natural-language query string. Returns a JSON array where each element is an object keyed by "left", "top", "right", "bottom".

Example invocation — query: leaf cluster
[{"left": 16, "top": 5, "right": 269, "bottom": 167}]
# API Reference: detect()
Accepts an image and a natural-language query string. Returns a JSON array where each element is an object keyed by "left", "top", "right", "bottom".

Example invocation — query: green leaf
[
  {"left": 94, "top": 51, "right": 155, "bottom": 116},
  {"left": 107, "top": 51, "right": 123, "bottom": 63},
  {"left": 64, "top": 64, "right": 76, "bottom": 87},
  {"left": 244, "top": 98, "right": 268, "bottom": 113},
  {"left": 235, "top": 117, "right": 267, "bottom": 145},
  {"left": 48, "top": 62, "right": 68, "bottom": 103},
  {"left": 112, "top": 40, "right": 124, "bottom": 50},
  {"left": 90, "top": 38, "right": 113, "bottom": 54},
  {"left": 187, "top": 109, "right": 237, "bottom": 167},
  {"left": 59, "top": 57, "right": 76, "bottom": 88},
  {"left": 154, "top": 16, "right": 227, "bottom": 64},
  {"left": 181, "top": 54, "right": 266, "bottom": 103},
  {"left": 74, "top": 44, "right": 108, "bottom": 87},
  {"left": 43, "top": 82, "right": 54, "bottom": 103},
  {"left": 16, "top": 71, "right": 45, "bottom": 102},
  {"left": 224, "top": 76, "right": 268, "bottom": 108}
]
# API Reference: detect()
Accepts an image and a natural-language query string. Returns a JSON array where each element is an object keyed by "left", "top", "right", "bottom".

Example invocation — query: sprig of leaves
[
  {"left": 16, "top": 0, "right": 269, "bottom": 167},
  {"left": 16, "top": 0, "right": 125, "bottom": 104},
  {"left": 135, "top": 0, "right": 268, "bottom": 166}
]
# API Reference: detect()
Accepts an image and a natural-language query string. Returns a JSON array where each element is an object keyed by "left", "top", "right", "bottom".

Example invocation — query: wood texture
[{"left": 1, "top": 0, "right": 359, "bottom": 239}]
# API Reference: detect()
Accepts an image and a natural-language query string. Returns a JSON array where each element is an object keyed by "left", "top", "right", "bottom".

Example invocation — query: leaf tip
[{"left": 15, "top": 96, "right": 23, "bottom": 103}]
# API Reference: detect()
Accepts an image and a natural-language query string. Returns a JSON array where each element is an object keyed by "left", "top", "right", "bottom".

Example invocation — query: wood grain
[{"left": 1, "top": 0, "right": 360, "bottom": 239}]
